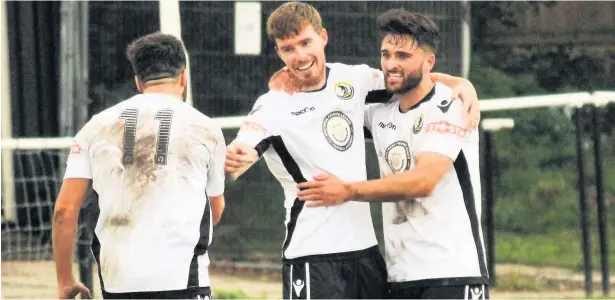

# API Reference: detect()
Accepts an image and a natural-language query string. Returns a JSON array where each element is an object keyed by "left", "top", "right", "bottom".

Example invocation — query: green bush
[{"left": 471, "top": 57, "right": 615, "bottom": 236}]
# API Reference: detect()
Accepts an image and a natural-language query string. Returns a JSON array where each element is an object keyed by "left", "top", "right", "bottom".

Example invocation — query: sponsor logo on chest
[{"left": 291, "top": 106, "right": 316, "bottom": 116}]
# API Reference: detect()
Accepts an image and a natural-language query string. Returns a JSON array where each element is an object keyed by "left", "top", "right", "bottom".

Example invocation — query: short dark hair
[
  {"left": 377, "top": 9, "right": 440, "bottom": 53},
  {"left": 267, "top": 2, "right": 323, "bottom": 40},
  {"left": 126, "top": 32, "right": 186, "bottom": 83}
]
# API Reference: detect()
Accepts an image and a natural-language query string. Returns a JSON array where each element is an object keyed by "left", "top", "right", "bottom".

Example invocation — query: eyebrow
[
  {"left": 280, "top": 37, "right": 312, "bottom": 50},
  {"left": 380, "top": 49, "right": 411, "bottom": 55}
]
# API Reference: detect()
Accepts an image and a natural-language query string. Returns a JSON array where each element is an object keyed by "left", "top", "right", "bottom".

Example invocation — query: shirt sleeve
[
  {"left": 352, "top": 64, "right": 392, "bottom": 104},
  {"left": 364, "top": 103, "right": 376, "bottom": 131},
  {"left": 353, "top": 64, "right": 386, "bottom": 91},
  {"left": 206, "top": 128, "right": 226, "bottom": 197},
  {"left": 233, "top": 96, "right": 275, "bottom": 156},
  {"left": 63, "top": 119, "right": 95, "bottom": 180},
  {"left": 418, "top": 99, "right": 469, "bottom": 160}
]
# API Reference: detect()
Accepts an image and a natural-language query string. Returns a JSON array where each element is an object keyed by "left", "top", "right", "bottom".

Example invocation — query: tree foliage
[{"left": 469, "top": 2, "right": 615, "bottom": 234}]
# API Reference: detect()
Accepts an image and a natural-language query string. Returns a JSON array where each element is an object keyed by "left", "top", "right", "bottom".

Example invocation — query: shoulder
[
  {"left": 423, "top": 83, "right": 460, "bottom": 116},
  {"left": 88, "top": 95, "right": 140, "bottom": 126},
  {"left": 433, "top": 82, "right": 453, "bottom": 101},
  {"left": 96, "top": 94, "right": 144, "bottom": 116},
  {"left": 365, "top": 101, "right": 396, "bottom": 122},
  {"left": 249, "top": 91, "right": 286, "bottom": 114},
  {"left": 176, "top": 104, "right": 223, "bottom": 131},
  {"left": 367, "top": 101, "right": 392, "bottom": 113},
  {"left": 327, "top": 62, "right": 376, "bottom": 76}
]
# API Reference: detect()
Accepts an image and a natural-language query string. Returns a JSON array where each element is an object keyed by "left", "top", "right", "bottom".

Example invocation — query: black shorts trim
[
  {"left": 389, "top": 283, "right": 489, "bottom": 299},
  {"left": 389, "top": 276, "right": 489, "bottom": 290},
  {"left": 283, "top": 245, "right": 380, "bottom": 264},
  {"left": 102, "top": 286, "right": 211, "bottom": 299},
  {"left": 283, "top": 247, "right": 387, "bottom": 299}
]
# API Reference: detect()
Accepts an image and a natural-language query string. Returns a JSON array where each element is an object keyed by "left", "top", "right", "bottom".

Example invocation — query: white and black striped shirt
[
  {"left": 365, "top": 83, "right": 488, "bottom": 287},
  {"left": 234, "top": 63, "right": 387, "bottom": 261}
]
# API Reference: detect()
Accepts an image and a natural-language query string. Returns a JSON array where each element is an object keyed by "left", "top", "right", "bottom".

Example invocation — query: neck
[
  {"left": 142, "top": 84, "right": 183, "bottom": 100},
  {"left": 300, "top": 66, "right": 328, "bottom": 92},
  {"left": 398, "top": 77, "right": 435, "bottom": 112}
]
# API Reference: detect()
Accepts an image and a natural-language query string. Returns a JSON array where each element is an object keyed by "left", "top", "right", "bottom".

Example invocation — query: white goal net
[{"left": 1, "top": 139, "right": 99, "bottom": 298}]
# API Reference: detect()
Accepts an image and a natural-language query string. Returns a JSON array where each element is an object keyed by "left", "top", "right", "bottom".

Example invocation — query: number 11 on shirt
[{"left": 119, "top": 108, "right": 175, "bottom": 166}]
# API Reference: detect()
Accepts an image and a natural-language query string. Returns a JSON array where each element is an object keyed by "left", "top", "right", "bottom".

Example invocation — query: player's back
[{"left": 82, "top": 93, "right": 224, "bottom": 295}]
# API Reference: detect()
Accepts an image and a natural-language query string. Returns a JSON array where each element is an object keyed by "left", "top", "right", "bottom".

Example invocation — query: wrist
[
  {"left": 343, "top": 182, "right": 356, "bottom": 202},
  {"left": 57, "top": 276, "right": 75, "bottom": 287}
]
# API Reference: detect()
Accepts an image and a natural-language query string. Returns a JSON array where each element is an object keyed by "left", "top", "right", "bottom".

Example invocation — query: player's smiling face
[
  {"left": 380, "top": 34, "right": 435, "bottom": 94},
  {"left": 275, "top": 24, "right": 328, "bottom": 88}
]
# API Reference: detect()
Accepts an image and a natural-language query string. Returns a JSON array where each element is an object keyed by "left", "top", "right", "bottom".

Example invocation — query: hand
[
  {"left": 450, "top": 79, "right": 480, "bottom": 130},
  {"left": 57, "top": 280, "right": 91, "bottom": 299},
  {"left": 296, "top": 174, "right": 350, "bottom": 207},
  {"left": 225, "top": 143, "right": 258, "bottom": 179},
  {"left": 268, "top": 66, "right": 301, "bottom": 94}
]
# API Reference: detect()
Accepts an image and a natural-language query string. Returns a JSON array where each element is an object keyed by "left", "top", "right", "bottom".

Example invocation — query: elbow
[
  {"left": 410, "top": 186, "right": 434, "bottom": 199},
  {"left": 53, "top": 205, "right": 74, "bottom": 224},
  {"left": 405, "top": 176, "right": 438, "bottom": 198},
  {"left": 420, "top": 184, "right": 437, "bottom": 198},
  {"left": 213, "top": 203, "right": 225, "bottom": 225}
]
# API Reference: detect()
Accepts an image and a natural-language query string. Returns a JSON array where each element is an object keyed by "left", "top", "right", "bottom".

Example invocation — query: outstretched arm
[
  {"left": 225, "top": 141, "right": 260, "bottom": 180},
  {"left": 226, "top": 97, "right": 274, "bottom": 180},
  {"left": 298, "top": 99, "right": 471, "bottom": 207},
  {"left": 296, "top": 152, "right": 454, "bottom": 207}
]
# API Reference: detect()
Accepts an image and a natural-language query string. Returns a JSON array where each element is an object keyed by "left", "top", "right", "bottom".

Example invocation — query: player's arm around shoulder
[
  {"left": 350, "top": 63, "right": 386, "bottom": 92},
  {"left": 431, "top": 74, "right": 481, "bottom": 129}
]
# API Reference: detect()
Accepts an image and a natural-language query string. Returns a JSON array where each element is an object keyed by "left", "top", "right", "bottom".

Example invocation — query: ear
[
  {"left": 425, "top": 53, "right": 436, "bottom": 72},
  {"left": 179, "top": 70, "right": 187, "bottom": 88},
  {"left": 320, "top": 28, "right": 328, "bottom": 47},
  {"left": 134, "top": 76, "right": 144, "bottom": 92}
]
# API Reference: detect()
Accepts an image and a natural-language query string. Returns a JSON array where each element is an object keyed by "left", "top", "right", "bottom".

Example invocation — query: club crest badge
[
  {"left": 322, "top": 111, "right": 354, "bottom": 151},
  {"left": 334, "top": 82, "right": 354, "bottom": 100},
  {"left": 413, "top": 113, "right": 424, "bottom": 134},
  {"left": 385, "top": 141, "right": 412, "bottom": 173}
]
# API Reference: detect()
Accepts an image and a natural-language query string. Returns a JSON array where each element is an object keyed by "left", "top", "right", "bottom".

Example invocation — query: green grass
[
  {"left": 495, "top": 272, "right": 543, "bottom": 291},
  {"left": 496, "top": 231, "right": 615, "bottom": 272},
  {"left": 214, "top": 289, "right": 252, "bottom": 299}
]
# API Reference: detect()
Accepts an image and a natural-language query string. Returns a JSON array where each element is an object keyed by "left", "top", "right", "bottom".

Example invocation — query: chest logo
[
  {"left": 413, "top": 113, "right": 424, "bottom": 134},
  {"left": 437, "top": 98, "right": 453, "bottom": 113},
  {"left": 378, "top": 122, "right": 396, "bottom": 130},
  {"left": 334, "top": 82, "right": 354, "bottom": 100},
  {"left": 322, "top": 111, "right": 354, "bottom": 151},
  {"left": 291, "top": 106, "right": 315, "bottom": 116},
  {"left": 385, "top": 141, "right": 412, "bottom": 173}
]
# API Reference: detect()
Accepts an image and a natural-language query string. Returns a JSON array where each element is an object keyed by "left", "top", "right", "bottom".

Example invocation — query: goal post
[
  {"left": 1, "top": 0, "right": 16, "bottom": 223},
  {"left": 158, "top": 0, "right": 193, "bottom": 107}
]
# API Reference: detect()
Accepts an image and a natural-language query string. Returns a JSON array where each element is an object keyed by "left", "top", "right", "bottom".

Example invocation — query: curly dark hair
[
  {"left": 377, "top": 9, "right": 440, "bottom": 53},
  {"left": 126, "top": 32, "right": 186, "bottom": 84}
]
